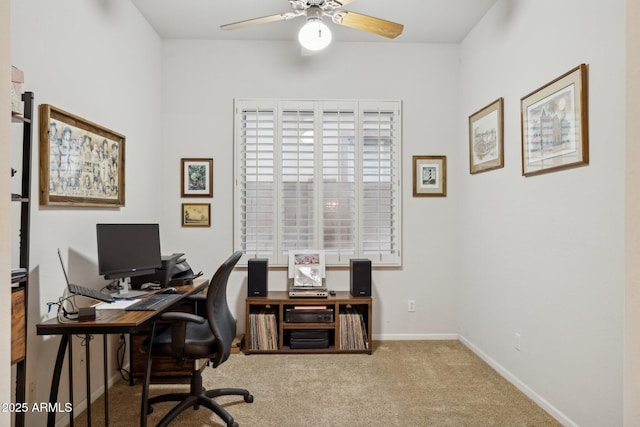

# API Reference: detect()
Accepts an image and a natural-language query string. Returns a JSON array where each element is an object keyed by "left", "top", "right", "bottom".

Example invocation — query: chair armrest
[
  {"left": 186, "top": 294, "right": 206, "bottom": 303},
  {"left": 159, "top": 311, "right": 205, "bottom": 324},
  {"left": 157, "top": 312, "right": 206, "bottom": 360}
]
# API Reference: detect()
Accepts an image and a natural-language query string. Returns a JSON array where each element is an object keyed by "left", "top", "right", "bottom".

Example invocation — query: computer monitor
[{"left": 96, "top": 223, "right": 162, "bottom": 280}]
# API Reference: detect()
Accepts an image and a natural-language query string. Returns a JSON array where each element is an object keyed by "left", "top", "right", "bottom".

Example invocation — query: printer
[{"left": 130, "top": 253, "right": 202, "bottom": 288}]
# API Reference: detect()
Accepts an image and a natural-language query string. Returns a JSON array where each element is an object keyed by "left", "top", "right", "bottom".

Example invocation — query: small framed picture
[
  {"left": 182, "top": 203, "right": 211, "bottom": 227},
  {"left": 469, "top": 98, "right": 504, "bottom": 174},
  {"left": 181, "top": 158, "right": 213, "bottom": 197},
  {"left": 413, "top": 155, "right": 446, "bottom": 197},
  {"left": 521, "top": 64, "right": 589, "bottom": 176}
]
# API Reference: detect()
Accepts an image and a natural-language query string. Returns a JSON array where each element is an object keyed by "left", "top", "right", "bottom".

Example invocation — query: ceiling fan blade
[
  {"left": 332, "top": 11, "right": 404, "bottom": 39},
  {"left": 334, "top": 0, "right": 357, "bottom": 5},
  {"left": 221, "top": 12, "right": 301, "bottom": 31}
]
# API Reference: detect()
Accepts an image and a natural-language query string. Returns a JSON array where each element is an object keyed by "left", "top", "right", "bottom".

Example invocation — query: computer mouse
[{"left": 163, "top": 287, "right": 177, "bottom": 294}]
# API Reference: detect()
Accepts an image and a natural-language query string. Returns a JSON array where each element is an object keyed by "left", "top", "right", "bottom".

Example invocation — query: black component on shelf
[{"left": 289, "top": 330, "right": 330, "bottom": 349}]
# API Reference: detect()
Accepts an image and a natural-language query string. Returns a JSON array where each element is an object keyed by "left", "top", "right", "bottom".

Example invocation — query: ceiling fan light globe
[{"left": 298, "top": 19, "right": 332, "bottom": 51}]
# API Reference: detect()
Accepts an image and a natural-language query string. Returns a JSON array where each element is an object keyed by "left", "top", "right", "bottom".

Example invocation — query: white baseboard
[
  {"left": 459, "top": 335, "right": 577, "bottom": 427},
  {"left": 374, "top": 333, "right": 459, "bottom": 340}
]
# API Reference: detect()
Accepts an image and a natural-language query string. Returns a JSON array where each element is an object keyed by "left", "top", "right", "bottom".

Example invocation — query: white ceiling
[{"left": 131, "top": 0, "right": 498, "bottom": 44}]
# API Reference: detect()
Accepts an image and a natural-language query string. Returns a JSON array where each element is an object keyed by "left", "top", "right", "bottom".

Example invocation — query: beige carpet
[{"left": 74, "top": 340, "right": 560, "bottom": 426}]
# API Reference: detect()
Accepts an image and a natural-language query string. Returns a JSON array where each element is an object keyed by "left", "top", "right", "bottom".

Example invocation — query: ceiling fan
[{"left": 220, "top": 0, "right": 404, "bottom": 51}]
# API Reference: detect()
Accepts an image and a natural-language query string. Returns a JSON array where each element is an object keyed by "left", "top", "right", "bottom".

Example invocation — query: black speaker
[
  {"left": 350, "top": 259, "right": 371, "bottom": 297},
  {"left": 248, "top": 258, "right": 268, "bottom": 297}
]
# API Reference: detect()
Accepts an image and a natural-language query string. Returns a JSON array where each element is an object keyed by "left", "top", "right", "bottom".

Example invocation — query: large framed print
[
  {"left": 521, "top": 64, "right": 589, "bottom": 176},
  {"left": 412, "top": 155, "right": 447, "bottom": 197},
  {"left": 469, "top": 98, "right": 504, "bottom": 174},
  {"left": 181, "top": 158, "right": 213, "bottom": 197},
  {"left": 39, "top": 104, "right": 125, "bottom": 207}
]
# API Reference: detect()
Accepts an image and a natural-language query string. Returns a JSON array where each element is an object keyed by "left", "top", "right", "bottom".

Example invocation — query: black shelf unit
[{"left": 11, "top": 91, "right": 33, "bottom": 427}]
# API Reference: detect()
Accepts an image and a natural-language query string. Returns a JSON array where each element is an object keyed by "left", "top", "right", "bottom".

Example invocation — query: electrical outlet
[
  {"left": 515, "top": 333, "right": 521, "bottom": 351},
  {"left": 408, "top": 299, "right": 416, "bottom": 312}
]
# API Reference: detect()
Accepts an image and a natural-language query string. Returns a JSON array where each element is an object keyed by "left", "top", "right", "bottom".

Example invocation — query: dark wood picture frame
[
  {"left": 39, "top": 104, "right": 125, "bottom": 207},
  {"left": 182, "top": 203, "right": 211, "bottom": 227},
  {"left": 181, "top": 158, "right": 213, "bottom": 197},
  {"left": 521, "top": 64, "right": 589, "bottom": 176}
]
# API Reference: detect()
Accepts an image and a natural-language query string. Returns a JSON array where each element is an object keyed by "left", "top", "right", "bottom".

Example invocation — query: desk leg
[
  {"left": 47, "top": 334, "right": 69, "bottom": 427},
  {"left": 68, "top": 337, "right": 74, "bottom": 427},
  {"left": 85, "top": 334, "right": 91, "bottom": 426},
  {"left": 103, "top": 335, "right": 109, "bottom": 426},
  {"left": 140, "top": 321, "right": 156, "bottom": 427}
]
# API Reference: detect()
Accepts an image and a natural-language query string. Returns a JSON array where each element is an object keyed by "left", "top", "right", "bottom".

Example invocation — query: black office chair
[{"left": 140, "top": 251, "right": 253, "bottom": 427}]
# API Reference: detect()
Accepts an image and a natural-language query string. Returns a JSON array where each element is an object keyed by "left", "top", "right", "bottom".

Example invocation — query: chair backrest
[{"left": 206, "top": 251, "right": 243, "bottom": 367}]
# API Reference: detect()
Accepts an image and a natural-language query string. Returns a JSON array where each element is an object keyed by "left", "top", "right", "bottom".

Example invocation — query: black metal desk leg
[
  {"left": 140, "top": 321, "right": 156, "bottom": 427},
  {"left": 47, "top": 334, "right": 69, "bottom": 427},
  {"left": 68, "top": 337, "right": 74, "bottom": 427},
  {"left": 85, "top": 334, "right": 91, "bottom": 426},
  {"left": 103, "top": 335, "right": 109, "bottom": 426}
]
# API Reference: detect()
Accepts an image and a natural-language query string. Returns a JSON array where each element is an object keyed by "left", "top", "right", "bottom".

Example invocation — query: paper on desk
[{"left": 93, "top": 299, "right": 137, "bottom": 310}]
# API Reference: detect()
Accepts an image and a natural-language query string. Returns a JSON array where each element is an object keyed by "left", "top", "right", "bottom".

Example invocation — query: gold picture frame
[
  {"left": 182, "top": 203, "right": 211, "bottom": 227},
  {"left": 521, "top": 64, "right": 589, "bottom": 176},
  {"left": 469, "top": 98, "right": 504, "bottom": 174},
  {"left": 39, "top": 104, "right": 125, "bottom": 207},
  {"left": 412, "top": 155, "right": 447, "bottom": 197},
  {"left": 181, "top": 158, "right": 213, "bottom": 197}
]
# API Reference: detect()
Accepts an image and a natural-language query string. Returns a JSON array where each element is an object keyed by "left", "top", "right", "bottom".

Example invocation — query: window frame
[{"left": 234, "top": 98, "right": 402, "bottom": 267}]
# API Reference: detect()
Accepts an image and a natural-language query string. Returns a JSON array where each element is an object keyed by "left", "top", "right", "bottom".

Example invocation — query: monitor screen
[{"left": 96, "top": 223, "right": 162, "bottom": 280}]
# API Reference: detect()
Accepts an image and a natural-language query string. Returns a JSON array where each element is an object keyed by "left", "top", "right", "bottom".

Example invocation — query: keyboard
[
  {"left": 125, "top": 293, "right": 183, "bottom": 311},
  {"left": 68, "top": 283, "right": 114, "bottom": 303}
]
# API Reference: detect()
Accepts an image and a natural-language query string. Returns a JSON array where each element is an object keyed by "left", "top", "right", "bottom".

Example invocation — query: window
[{"left": 234, "top": 99, "right": 401, "bottom": 266}]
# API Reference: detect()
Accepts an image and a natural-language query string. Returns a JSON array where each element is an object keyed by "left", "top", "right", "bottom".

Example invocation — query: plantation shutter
[
  {"left": 360, "top": 101, "right": 400, "bottom": 264},
  {"left": 237, "top": 101, "right": 276, "bottom": 259},
  {"left": 321, "top": 102, "right": 357, "bottom": 264},
  {"left": 281, "top": 101, "right": 317, "bottom": 257}
]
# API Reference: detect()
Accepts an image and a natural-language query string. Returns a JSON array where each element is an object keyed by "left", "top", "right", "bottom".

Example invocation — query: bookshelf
[
  {"left": 245, "top": 291, "right": 372, "bottom": 354},
  {"left": 11, "top": 91, "right": 33, "bottom": 427}
]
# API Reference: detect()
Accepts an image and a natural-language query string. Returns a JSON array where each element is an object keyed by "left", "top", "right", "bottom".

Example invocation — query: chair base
[{"left": 147, "top": 368, "right": 253, "bottom": 427}]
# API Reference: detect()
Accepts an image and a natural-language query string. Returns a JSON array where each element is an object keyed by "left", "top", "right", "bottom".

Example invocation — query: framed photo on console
[
  {"left": 39, "top": 104, "right": 125, "bottom": 207},
  {"left": 521, "top": 64, "right": 589, "bottom": 176},
  {"left": 288, "top": 250, "right": 325, "bottom": 287}
]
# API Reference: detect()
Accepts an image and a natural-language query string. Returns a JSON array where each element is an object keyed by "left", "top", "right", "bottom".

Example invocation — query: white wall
[
  {"left": 457, "top": 1, "right": 625, "bottom": 426},
  {"left": 10, "top": 0, "right": 162, "bottom": 424},
  {"left": 159, "top": 40, "right": 461, "bottom": 338}
]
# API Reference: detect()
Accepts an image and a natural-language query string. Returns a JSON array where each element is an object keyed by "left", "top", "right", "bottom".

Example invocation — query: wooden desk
[{"left": 36, "top": 278, "right": 208, "bottom": 427}]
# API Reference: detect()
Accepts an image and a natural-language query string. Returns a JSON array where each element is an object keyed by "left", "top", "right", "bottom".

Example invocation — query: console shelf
[{"left": 245, "top": 291, "right": 372, "bottom": 355}]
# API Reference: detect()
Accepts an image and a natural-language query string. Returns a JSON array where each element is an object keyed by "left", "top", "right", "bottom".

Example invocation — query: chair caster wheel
[{"left": 245, "top": 394, "right": 254, "bottom": 403}]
